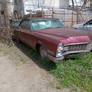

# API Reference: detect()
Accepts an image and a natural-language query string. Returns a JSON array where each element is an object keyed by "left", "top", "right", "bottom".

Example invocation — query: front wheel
[{"left": 40, "top": 46, "right": 48, "bottom": 60}]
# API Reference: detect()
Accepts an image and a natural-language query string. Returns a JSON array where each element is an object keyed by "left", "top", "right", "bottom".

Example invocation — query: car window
[
  {"left": 85, "top": 20, "right": 92, "bottom": 25},
  {"left": 32, "top": 19, "right": 64, "bottom": 31},
  {"left": 25, "top": 20, "right": 30, "bottom": 29},
  {"left": 20, "top": 20, "right": 30, "bottom": 30}
]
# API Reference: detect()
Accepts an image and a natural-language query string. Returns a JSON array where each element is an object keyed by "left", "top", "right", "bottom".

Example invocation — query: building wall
[
  {"left": 23, "top": 0, "right": 69, "bottom": 14},
  {"left": 23, "top": 0, "right": 59, "bottom": 14},
  {"left": 6, "top": 0, "right": 69, "bottom": 16},
  {"left": 59, "top": 0, "right": 69, "bottom": 8},
  {"left": 43, "top": 0, "right": 60, "bottom": 8}
]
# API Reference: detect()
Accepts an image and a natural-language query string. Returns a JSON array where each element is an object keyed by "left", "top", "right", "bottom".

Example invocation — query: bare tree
[{"left": 0, "top": 0, "right": 13, "bottom": 45}]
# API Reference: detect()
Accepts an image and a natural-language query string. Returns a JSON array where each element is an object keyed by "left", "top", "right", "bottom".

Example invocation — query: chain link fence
[{"left": 42, "top": 8, "right": 92, "bottom": 27}]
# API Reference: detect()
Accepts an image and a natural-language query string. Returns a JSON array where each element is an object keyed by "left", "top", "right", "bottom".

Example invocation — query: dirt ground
[{"left": 0, "top": 42, "right": 71, "bottom": 92}]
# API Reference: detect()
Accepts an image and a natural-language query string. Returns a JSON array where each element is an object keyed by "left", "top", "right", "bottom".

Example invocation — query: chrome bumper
[
  {"left": 47, "top": 42, "right": 92, "bottom": 63},
  {"left": 47, "top": 49, "right": 91, "bottom": 63},
  {"left": 47, "top": 54, "right": 64, "bottom": 63},
  {"left": 47, "top": 50, "right": 90, "bottom": 63}
]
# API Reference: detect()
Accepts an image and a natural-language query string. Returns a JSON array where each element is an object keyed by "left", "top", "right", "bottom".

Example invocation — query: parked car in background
[
  {"left": 73, "top": 19, "right": 92, "bottom": 31},
  {"left": 14, "top": 18, "right": 92, "bottom": 63},
  {"left": 72, "top": 19, "right": 92, "bottom": 41}
]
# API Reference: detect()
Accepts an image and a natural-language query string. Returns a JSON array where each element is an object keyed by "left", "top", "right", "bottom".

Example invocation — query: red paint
[{"left": 14, "top": 27, "right": 90, "bottom": 57}]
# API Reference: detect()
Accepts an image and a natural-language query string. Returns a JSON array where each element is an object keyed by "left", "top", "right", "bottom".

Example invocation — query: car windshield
[{"left": 32, "top": 19, "right": 64, "bottom": 31}]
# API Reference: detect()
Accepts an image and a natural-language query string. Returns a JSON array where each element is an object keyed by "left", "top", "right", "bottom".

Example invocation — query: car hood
[
  {"left": 34, "top": 28, "right": 90, "bottom": 45},
  {"left": 72, "top": 24, "right": 83, "bottom": 29}
]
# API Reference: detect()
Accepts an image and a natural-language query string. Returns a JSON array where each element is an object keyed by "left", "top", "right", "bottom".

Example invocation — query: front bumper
[
  {"left": 47, "top": 49, "right": 92, "bottom": 63},
  {"left": 47, "top": 54, "right": 64, "bottom": 63},
  {"left": 47, "top": 50, "right": 90, "bottom": 63},
  {"left": 47, "top": 42, "right": 92, "bottom": 63}
]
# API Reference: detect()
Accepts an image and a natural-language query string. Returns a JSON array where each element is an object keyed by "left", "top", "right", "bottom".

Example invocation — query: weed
[
  {"left": 20, "top": 57, "right": 25, "bottom": 63},
  {"left": 29, "top": 48, "right": 92, "bottom": 91},
  {"left": 30, "top": 49, "right": 92, "bottom": 92},
  {"left": 15, "top": 51, "right": 25, "bottom": 64},
  {"left": 0, "top": 49, "right": 3, "bottom": 53},
  {"left": 29, "top": 49, "right": 56, "bottom": 71},
  {"left": 2, "top": 38, "right": 7, "bottom": 44},
  {"left": 56, "top": 85, "right": 61, "bottom": 89},
  {"left": 49, "top": 82, "right": 55, "bottom": 88},
  {"left": 50, "top": 53, "right": 92, "bottom": 91}
]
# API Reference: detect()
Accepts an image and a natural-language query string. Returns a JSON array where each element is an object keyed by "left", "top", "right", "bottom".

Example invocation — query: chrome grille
[{"left": 65, "top": 44, "right": 87, "bottom": 51}]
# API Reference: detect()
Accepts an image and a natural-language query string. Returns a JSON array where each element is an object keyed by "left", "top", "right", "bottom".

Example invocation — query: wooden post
[
  {"left": 52, "top": 8, "right": 54, "bottom": 18},
  {"left": 30, "top": 11, "right": 32, "bottom": 18},
  {"left": 71, "top": 8, "right": 74, "bottom": 26},
  {"left": 71, "top": 0, "right": 74, "bottom": 27},
  {"left": 76, "top": 7, "right": 79, "bottom": 24},
  {"left": 15, "top": 12, "right": 18, "bottom": 19},
  {"left": 21, "top": 13, "right": 24, "bottom": 19},
  {"left": 42, "top": 8, "right": 44, "bottom": 18}
]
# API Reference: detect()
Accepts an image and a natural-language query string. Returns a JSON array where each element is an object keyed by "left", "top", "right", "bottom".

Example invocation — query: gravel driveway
[{"left": 0, "top": 43, "right": 70, "bottom": 92}]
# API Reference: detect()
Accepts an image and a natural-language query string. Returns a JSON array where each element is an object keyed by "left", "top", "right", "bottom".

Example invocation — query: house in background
[
  {"left": 7, "top": 0, "right": 69, "bottom": 17},
  {"left": 7, "top": 0, "right": 92, "bottom": 18},
  {"left": 23, "top": 0, "right": 69, "bottom": 14}
]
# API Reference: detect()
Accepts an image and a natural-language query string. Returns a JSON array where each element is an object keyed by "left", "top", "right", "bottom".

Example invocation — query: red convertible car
[{"left": 14, "top": 18, "right": 92, "bottom": 63}]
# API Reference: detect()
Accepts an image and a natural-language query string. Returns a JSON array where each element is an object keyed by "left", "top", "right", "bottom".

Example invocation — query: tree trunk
[{"left": 0, "top": 0, "right": 13, "bottom": 46}]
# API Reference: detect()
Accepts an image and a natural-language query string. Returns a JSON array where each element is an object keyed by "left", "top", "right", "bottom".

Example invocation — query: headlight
[
  {"left": 56, "top": 43, "right": 64, "bottom": 58},
  {"left": 57, "top": 45, "right": 64, "bottom": 52}
]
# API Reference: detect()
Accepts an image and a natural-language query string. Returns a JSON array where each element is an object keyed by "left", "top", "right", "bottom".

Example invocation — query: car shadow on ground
[{"left": 13, "top": 41, "right": 57, "bottom": 71}]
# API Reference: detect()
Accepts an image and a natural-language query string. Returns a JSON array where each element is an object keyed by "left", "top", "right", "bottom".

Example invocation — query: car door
[
  {"left": 19, "top": 20, "right": 27, "bottom": 43},
  {"left": 19, "top": 19, "right": 37, "bottom": 49}
]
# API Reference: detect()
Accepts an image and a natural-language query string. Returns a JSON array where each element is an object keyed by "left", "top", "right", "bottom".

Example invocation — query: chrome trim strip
[
  {"left": 64, "top": 42, "right": 89, "bottom": 46},
  {"left": 62, "top": 50, "right": 90, "bottom": 56}
]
